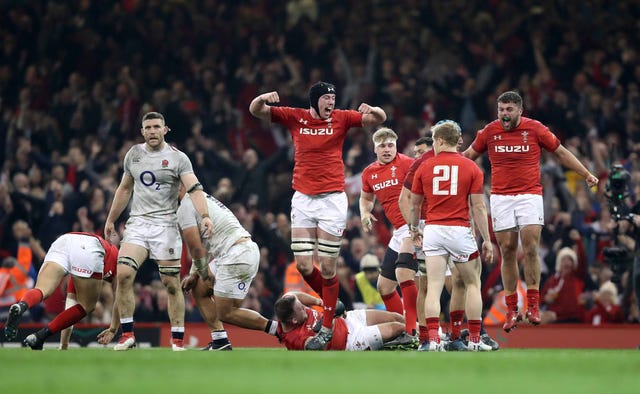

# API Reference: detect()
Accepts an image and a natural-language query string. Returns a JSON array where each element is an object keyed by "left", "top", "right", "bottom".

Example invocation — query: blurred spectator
[
  {"left": 2, "top": 0, "right": 640, "bottom": 324},
  {"left": 353, "top": 254, "right": 384, "bottom": 310},
  {"left": 540, "top": 247, "right": 586, "bottom": 324},
  {"left": 584, "top": 280, "right": 624, "bottom": 325}
]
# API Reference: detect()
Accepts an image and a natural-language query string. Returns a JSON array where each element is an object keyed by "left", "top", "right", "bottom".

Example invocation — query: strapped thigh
[
  {"left": 291, "top": 238, "right": 316, "bottom": 256},
  {"left": 158, "top": 265, "right": 182, "bottom": 277},
  {"left": 117, "top": 256, "right": 140, "bottom": 271}
]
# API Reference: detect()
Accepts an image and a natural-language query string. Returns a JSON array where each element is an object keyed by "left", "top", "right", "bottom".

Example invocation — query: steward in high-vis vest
[
  {"left": 0, "top": 242, "right": 33, "bottom": 307},
  {"left": 354, "top": 254, "right": 384, "bottom": 309},
  {"left": 483, "top": 280, "right": 528, "bottom": 326}
]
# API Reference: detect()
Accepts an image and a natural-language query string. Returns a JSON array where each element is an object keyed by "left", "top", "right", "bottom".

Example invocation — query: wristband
[
  {"left": 409, "top": 224, "right": 420, "bottom": 232},
  {"left": 201, "top": 213, "right": 210, "bottom": 219},
  {"left": 192, "top": 256, "right": 209, "bottom": 279}
]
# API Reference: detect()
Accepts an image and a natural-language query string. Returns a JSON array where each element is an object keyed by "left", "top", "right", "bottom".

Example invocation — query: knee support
[
  {"left": 117, "top": 256, "right": 139, "bottom": 271},
  {"left": 396, "top": 252, "right": 418, "bottom": 271},
  {"left": 291, "top": 238, "right": 315, "bottom": 256},
  {"left": 317, "top": 239, "right": 341, "bottom": 258},
  {"left": 158, "top": 265, "right": 182, "bottom": 277}
]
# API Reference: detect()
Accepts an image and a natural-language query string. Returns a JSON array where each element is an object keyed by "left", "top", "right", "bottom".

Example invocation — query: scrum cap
[{"left": 308, "top": 81, "right": 336, "bottom": 116}]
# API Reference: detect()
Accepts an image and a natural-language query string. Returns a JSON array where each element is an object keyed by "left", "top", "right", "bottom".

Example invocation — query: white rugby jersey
[
  {"left": 124, "top": 143, "right": 194, "bottom": 224},
  {"left": 177, "top": 193, "right": 251, "bottom": 260}
]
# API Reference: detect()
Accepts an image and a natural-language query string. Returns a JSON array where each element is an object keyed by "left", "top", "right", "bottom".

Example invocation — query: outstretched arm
[
  {"left": 463, "top": 146, "right": 480, "bottom": 160},
  {"left": 553, "top": 145, "right": 599, "bottom": 187}
]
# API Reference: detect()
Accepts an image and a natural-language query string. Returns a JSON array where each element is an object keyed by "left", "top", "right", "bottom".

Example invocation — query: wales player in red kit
[
  {"left": 249, "top": 82, "right": 386, "bottom": 349},
  {"left": 360, "top": 128, "right": 417, "bottom": 335},
  {"left": 4, "top": 232, "right": 119, "bottom": 349},
  {"left": 410, "top": 121, "right": 494, "bottom": 351},
  {"left": 464, "top": 91, "right": 598, "bottom": 332},
  {"left": 275, "top": 292, "right": 409, "bottom": 351}
]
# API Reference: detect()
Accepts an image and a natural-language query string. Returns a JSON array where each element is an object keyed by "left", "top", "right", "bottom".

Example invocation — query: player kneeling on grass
[
  {"left": 274, "top": 292, "right": 417, "bottom": 351},
  {"left": 4, "top": 232, "right": 120, "bottom": 350}
]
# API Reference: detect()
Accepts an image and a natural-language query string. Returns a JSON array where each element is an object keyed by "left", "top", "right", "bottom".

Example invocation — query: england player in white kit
[
  {"left": 104, "top": 112, "right": 213, "bottom": 351},
  {"left": 177, "top": 185, "right": 279, "bottom": 350}
]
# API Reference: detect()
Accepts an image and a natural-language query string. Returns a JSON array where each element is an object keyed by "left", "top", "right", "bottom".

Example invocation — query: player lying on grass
[{"left": 274, "top": 292, "right": 417, "bottom": 351}]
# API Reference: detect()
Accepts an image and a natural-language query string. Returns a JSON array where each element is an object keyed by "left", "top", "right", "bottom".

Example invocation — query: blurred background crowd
[{"left": 1, "top": 0, "right": 639, "bottom": 329}]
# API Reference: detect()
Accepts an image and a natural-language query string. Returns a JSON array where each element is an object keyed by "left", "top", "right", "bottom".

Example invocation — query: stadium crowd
[{"left": 1, "top": 0, "right": 639, "bottom": 333}]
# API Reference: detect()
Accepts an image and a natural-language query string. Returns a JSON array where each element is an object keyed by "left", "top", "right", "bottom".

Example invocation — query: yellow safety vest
[{"left": 355, "top": 272, "right": 384, "bottom": 308}]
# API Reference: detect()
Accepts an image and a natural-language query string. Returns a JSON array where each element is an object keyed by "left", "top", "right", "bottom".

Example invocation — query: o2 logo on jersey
[
  {"left": 140, "top": 171, "right": 161, "bottom": 190},
  {"left": 432, "top": 165, "right": 459, "bottom": 195}
]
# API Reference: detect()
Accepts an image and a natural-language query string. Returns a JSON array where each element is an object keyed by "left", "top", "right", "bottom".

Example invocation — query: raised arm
[
  {"left": 358, "top": 103, "right": 387, "bottom": 126},
  {"left": 249, "top": 91, "right": 280, "bottom": 121}
]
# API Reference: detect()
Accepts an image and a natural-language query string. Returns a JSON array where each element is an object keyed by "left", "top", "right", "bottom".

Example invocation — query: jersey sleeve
[
  {"left": 469, "top": 161, "right": 485, "bottom": 194},
  {"left": 270, "top": 106, "right": 293, "bottom": 125},
  {"left": 176, "top": 197, "right": 198, "bottom": 230},
  {"left": 471, "top": 127, "right": 488, "bottom": 153},
  {"left": 536, "top": 122, "right": 561, "bottom": 151},
  {"left": 176, "top": 150, "right": 195, "bottom": 177},
  {"left": 343, "top": 109, "right": 364, "bottom": 129},
  {"left": 361, "top": 167, "right": 373, "bottom": 193},
  {"left": 123, "top": 148, "right": 133, "bottom": 176},
  {"left": 403, "top": 160, "right": 419, "bottom": 189},
  {"left": 411, "top": 165, "right": 425, "bottom": 195}
]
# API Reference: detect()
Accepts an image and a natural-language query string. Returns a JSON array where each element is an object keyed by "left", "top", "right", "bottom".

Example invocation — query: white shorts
[
  {"left": 344, "top": 309, "right": 383, "bottom": 351},
  {"left": 388, "top": 224, "right": 409, "bottom": 253},
  {"left": 490, "top": 194, "right": 544, "bottom": 232},
  {"left": 422, "top": 225, "right": 478, "bottom": 263},
  {"left": 44, "top": 234, "right": 104, "bottom": 279},
  {"left": 291, "top": 191, "right": 347, "bottom": 237},
  {"left": 123, "top": 218, "right": 182, "bottom": 261},
  {"left": 413, "top": 221, "right": 451, "bottom": 277},
  {"left": 210, "top": 240, "right": 260, "bottom": 299},
  {"left": 393, "top": 222, "right": 427, "bottom": 259}
]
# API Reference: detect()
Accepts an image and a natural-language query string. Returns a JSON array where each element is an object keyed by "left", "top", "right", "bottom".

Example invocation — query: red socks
[
  {"left": 399, "top": 280, "right": 418, "bottom": 334},
  {"left": 449, "top": 309, "right": 465, "bottom": 340},
  {"left": 418, "top": 325, "right": 428, "bottom": 342},
  {"left": 381, "top": 291, "right": 404, "bottom": 315},
  {"left": 527, "top": 289, "right": 539, "bottom": 310},
  {"left": 426, "top": 317, "right": 441, "bottom": 343},
  {"left": 505, "top": 292, "right": 518, "bottom": 312},
  {"left": 321, "top": 276, "right": 339, "bottom": 330},
  {"left": 468, "top": 319, "right": 481, "bottom": 343},
  {"left": 302, "top": 266, "right": 324, "bottom": 296},
  {"left": 48, "top": 304, "right": 86, "bottom": 334},
  {"left": 21, "top": 288, "right": 44, "bottom": 308}
]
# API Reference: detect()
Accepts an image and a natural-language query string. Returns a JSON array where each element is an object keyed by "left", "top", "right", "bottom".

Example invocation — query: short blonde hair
[
  {"left": 372, "top": 127, "right": 398, "bottom": 145},
  {"left": 431, "top": 120, "right": 461, "bottom": 147}
]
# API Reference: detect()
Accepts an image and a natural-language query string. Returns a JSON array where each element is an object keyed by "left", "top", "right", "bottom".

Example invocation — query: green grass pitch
[{"left": 0, "top": 348, "right": 638, "bottom": 394}]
